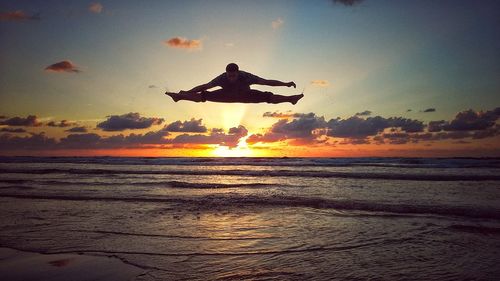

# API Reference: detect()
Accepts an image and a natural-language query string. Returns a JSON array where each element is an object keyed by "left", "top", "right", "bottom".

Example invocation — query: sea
[{"left": 0, "top": 157, "right": 499, "bottom": 280}]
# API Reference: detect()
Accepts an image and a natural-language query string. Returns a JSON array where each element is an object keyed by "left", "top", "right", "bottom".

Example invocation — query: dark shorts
[{"left": 200, "top": 89, "right": 272, "bottom": 103}]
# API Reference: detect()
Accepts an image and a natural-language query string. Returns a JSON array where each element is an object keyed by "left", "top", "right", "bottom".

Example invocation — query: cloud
[
  {"left": 428, "top": 108, "right": 500, "bottom": 132},
  {"left": 148, "top": 85, "right": 157, "bottom": 89},
  {"left": 339, "top": 138, "right": 370, "bottom": 145},
  {"left": 47, "top": 120, "right": 75, "bottom": 128},
  {"left": 0, "top": 128, "right": 27, "bottom": 133},
  {"left": 89, "top": 2, "right": 103, "bottom": 14},
  {"left": 310, "top": 80, "right": 330, "bottom": 87},
  {"left": 164, "top": 37, "right": 202, "bottom": 50},
  {"left": 58, "top": 133, "right": 101, "bottom": 149},
  {"left": 246, "top": 132, "right": 286, "bottom": 145},
  {"left": 65, "top": 126, "right": 88, "bottom": 133},
  {"left": 355, "top": 110, "right": 372, "bottom": 117},
  {"left": 0, "top": 133, "right": 57, "bottom": 150},
  {"left": 0, "top": 115, "right": 42, "bottom": 127},
  {"left": 254, "top": 112, "right": 425, "bottom": 145},
  {"left": 97, "top": 113, "right": 164, "bottom": 131},
  {"left": 272, "top": 18, "right": 284, "bottom": 30},
  {"left": 171, "top": 125, "right": 247, "bottom": 148},
  {"left": 0, "top": 10, "right": 40, "bottom": 21},
  {"left": 373, "top": 122, "right": 500, "bottom": 145},
  {"left": 29, "top": 129, "right": 168, "bottom": 150},
  {"left": 45, "top": 60, "right": 81, "bottom": 73},
  {"left": 327, "top": 116, "right": 386, "bottom": 138},
  {"left": 249, "top": 113, "right": 326, "bottom": 144},
  {"left": 380, "top": 132, "right": 411, "bottom": 145},
  {"left": 63, "top": 126, "right": 246, "bottom": 149},
  {"left": 389, "top": 117, "right": 425, "bottom": 133},
  {"left": 327, "top": 116, "right": 424, "bottom": 138},
  {"left": 422, "top": 108, "right": 436, "bottom": 113},
  {"left": 332, "top": 0, "right": 364, "bottom": 6},
  {"left": 471, "top": 127, "right": 499, "bottom": 139},
  {"left": 2, "top": 108, "right": 498, "bottom": 153},
  {"left": 165, "top": 118, "right": 207, "bottom": 133},
  {"left": 428, "top": 120, "right": 447, "bottom": 132},
  {"left": 58, "top": 127, "right": 172, "bottom": 149},
  {"left": 271, "top": 114, "right": 327, "bottom": 139}
]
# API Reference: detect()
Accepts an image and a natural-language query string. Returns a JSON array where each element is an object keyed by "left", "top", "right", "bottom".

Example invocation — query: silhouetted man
[{"left": 165, "top": 63, "right": 304, "bottom": 104}]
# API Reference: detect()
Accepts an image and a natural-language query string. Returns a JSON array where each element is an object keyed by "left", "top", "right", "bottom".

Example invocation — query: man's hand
[{"left": 287, "top": 82, "right": 296, "bottom": 88}]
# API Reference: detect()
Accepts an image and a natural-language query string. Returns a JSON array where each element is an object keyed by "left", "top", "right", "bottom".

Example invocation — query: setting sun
[{"left": 211, "top": 136, "right": 253, "bottom": 157}]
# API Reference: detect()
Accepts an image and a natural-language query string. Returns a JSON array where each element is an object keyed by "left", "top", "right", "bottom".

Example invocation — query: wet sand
[{"left": 0, "top": 247, "right": 144, "bottom": 281}]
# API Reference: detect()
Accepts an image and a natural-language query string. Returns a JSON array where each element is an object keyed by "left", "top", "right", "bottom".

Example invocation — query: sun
[
  {"left": 211, "top": 136, "right": 253, "bottom": 157},
  {"left": 212, "top": 145, "right": 252, "bottom": 157}
]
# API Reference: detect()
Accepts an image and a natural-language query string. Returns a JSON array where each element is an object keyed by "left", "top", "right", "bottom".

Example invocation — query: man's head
[{"left": 225, "top": 63, "right": 239, "bottom": 83}]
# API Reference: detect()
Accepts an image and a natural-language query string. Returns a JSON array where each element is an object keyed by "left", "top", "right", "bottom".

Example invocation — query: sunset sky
[{"left": 1, "top": 0, "right": 499, "bottom": 157}]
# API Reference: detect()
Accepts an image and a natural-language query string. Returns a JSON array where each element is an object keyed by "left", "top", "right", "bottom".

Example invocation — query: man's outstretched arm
[
  {"left": 182, "top": 82, "right": 215, "bottom": 94},
  {"left": 254, "top": 78, "right": 296, "bottom": 88}
]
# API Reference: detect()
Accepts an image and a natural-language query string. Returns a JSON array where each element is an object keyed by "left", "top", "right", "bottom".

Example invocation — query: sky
[{"left": 0, "top": 0, "right": 499, "bottom": 157}]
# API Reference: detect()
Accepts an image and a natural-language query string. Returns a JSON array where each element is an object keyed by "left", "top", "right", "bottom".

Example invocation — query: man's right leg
[{"left": 165, "top": 91, "right": 205, "bottom": 102}]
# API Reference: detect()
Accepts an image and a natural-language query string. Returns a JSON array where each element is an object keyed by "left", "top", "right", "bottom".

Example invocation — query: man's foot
[
  {"left": 165, "top": 92, "right": 180, "bottom": 102},
  {"left": 290, "top": 93, "right": 304, "bottom": 105}
]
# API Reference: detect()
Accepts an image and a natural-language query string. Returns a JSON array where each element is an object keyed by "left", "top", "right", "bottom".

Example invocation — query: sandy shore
[{"left": 0, "top": 247, "right": 144, "bottom": 281}]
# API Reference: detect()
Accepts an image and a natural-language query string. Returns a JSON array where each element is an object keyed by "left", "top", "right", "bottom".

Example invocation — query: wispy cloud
[
  {"left": 164, "top": 37, "right": 202, "bottom": 50},
  {"left": 45, "top": 60, "right": 81, "bottom": 73},
  {"left": 263, "top": 111, "right": 317, "bottom": 119},
  {"left": 88, "top": 2, "right": 103, "bottom": 14},
  {"left": 310, "top": 80, "right": 330, "bottom": 87},
  {"left": 421, "top": 108, "right": 436, "bottom": 113},
  {"left": 0, "top": 10, "right": 40, "bottom": 21},
  {"left": 272, "top": 18, "right": 284, "bottom": 30}
]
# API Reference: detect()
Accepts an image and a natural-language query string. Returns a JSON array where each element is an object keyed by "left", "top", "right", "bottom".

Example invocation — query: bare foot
[
  {"left": 165, "top": 92, "right": 180, "bottom": 102},
  {"left": 290, "top": 94, "right": 304, "bottom": 105}
]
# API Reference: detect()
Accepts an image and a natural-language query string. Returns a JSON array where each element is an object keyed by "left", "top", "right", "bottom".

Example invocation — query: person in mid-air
[{"left": 165, "top": 63, "right": 304, "bottom": 104}]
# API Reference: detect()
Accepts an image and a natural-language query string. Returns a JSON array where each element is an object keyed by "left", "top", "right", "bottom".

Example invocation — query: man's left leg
[{"left": 268, "top": 93, "right": 304, "bottom": 105}]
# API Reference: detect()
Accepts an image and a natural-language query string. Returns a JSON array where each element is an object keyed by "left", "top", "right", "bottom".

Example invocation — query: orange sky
[{"left": 1, "top": 1, "right": 499, "bottom": 157}]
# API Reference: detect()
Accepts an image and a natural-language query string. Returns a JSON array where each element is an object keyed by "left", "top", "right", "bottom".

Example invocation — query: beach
[
  {"left": 1, "top": 157, "right": 500, "bottom": 280},
  {"left": 0, "top": 247, "right": 143, "bottom": 281}
]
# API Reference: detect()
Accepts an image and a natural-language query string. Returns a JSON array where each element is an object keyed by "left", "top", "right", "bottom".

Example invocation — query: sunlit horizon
[{"left": 1, "top": 1, "right": 499, "bottom": 157}]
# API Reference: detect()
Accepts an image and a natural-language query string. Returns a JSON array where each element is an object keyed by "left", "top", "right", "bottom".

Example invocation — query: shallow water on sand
[{"left": 1, "top": 157, "right": 500, "bottom": 280}]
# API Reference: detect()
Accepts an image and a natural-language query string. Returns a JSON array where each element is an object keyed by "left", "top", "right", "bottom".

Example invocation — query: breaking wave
[
  {"left": 1, "top": 168, "right": 498, "bottom": 181},
  {"left": 1, "top": 193, "right": 499, "bottom": 220}
]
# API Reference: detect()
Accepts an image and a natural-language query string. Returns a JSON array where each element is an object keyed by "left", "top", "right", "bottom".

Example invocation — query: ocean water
[{"left": 0, "top": 157, "right": 499, "bottom": 280}]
